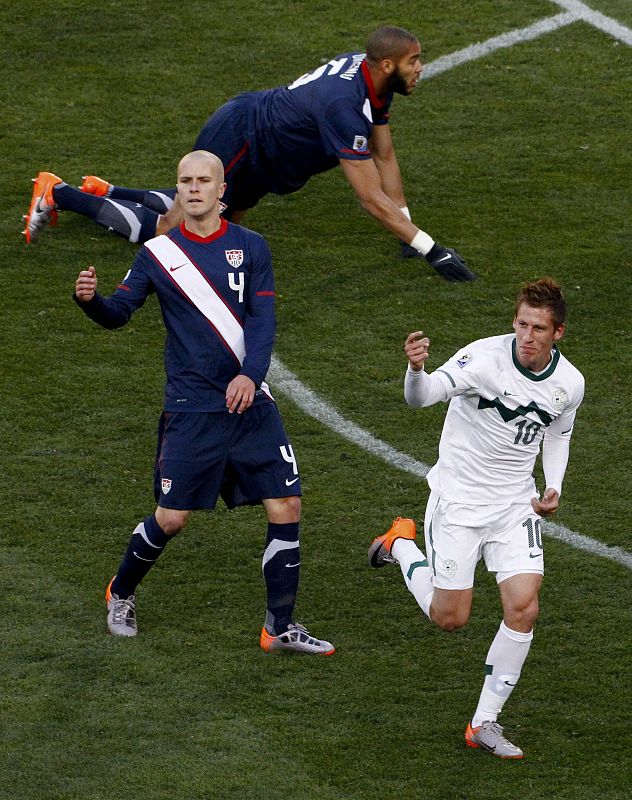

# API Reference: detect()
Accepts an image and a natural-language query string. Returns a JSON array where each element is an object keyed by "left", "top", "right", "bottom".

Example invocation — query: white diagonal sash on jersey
[{"left": 146, "top": 235, "right": 246, "bottom": 363}]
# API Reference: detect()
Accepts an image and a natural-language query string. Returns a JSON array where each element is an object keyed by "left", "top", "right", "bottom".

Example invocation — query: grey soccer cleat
[
  {"left": 465, "top": 721, "right": 524, "bottom": 759},
  {"left": 105, "top": 577, "right": 137, "bottom": 637},
  {"left": 260, "top": 622, "right": 335, "bottom": 655}
]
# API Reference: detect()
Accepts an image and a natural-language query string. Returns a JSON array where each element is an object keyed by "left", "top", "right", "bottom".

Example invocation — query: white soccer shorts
[{"left": 423, "top": 490, "right": 545, "bottom": 590}]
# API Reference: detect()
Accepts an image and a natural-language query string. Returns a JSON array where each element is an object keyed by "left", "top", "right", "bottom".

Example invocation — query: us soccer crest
[
  {"left": 161, "top": 478, "right": 172, "bottom": 495},
  {"left": 225, "top": 249, "right": 244, "bottom": 268}
]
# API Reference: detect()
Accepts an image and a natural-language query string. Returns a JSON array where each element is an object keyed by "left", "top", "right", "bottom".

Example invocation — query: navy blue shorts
[
  {"left": 153, "top": 404, "right": 301, "bottom": 510},
  {"left": 194, "top": 94, "right": 271, "bottom": 215}
]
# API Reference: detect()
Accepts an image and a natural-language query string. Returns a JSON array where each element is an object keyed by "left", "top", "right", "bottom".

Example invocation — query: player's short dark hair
[
  {"left": 366, "top": 26, "right": 418, "bottom": 63},
  {"left": 514, "top": 277, "right": 567, "bottom": 328}
]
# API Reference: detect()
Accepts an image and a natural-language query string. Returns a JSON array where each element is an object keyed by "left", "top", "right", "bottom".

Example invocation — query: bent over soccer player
[
  {"left": 27, "top": 26, "right": 474, "bottom": 282},
  {"left": 74, "top": 149, "right": 334, "bottom": 655},
  {"left": 368, "top": 278, "right": 584, "bottom": 756}
]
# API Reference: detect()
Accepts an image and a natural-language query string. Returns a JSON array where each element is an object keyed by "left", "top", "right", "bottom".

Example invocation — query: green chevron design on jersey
[{"left": 477, "top": 396, "right": 554, "bottom": 426}]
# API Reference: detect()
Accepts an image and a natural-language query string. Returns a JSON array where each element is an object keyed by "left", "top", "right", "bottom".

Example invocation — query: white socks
[
  {"left": 391, "top": 538, "right": 534, "bottom": 729},
  {"left": 391, "top": 538, "right": 434, "bottom": 618},
  {"left": 472, "top": 620, "right": 533, "bottom": 727}
]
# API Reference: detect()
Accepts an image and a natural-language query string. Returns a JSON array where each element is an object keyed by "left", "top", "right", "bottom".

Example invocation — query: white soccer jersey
[{"left": 405, "top": 334, "right": 584, "bottom": 505}]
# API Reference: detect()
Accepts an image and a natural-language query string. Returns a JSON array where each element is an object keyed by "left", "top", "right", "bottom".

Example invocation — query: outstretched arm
[
  {"left": 73, "top": 254, "right": 150, "bottom": 329},
  {"left": 370, "top": 124, "right": 406, "bottom": 208},
  {"left": 339, "top": 156, "right": 418, "bottom": 242},
  {"left": 339, "top": 157, "right": 475, "bottom": 282}
]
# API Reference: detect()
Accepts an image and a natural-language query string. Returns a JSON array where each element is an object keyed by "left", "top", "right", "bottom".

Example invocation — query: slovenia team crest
[
  {"left": 553, "top": 388, "right": 568, "bottom": 408},
  {"left": 225, "top": 249, "right": 244, "bottom": 268}
]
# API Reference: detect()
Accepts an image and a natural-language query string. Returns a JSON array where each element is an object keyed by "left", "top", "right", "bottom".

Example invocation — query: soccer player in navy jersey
[
  {"left": 27, "top": 26, "right": 474, "bottom": 282},
  {"left": 74, "top": 149, "right": 334, "bottom": 654}
]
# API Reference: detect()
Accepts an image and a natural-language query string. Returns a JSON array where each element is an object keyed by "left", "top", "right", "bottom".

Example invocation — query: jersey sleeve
[
  {"left": 404, "top": 343, "right": 484, "bottom": 407},
  {"left": 74, "top": 249, "right": 154, "bottom": 329},
  {"left": 320, "top": 96, "right": 374, "bottom": 161},
  {"left": 241, "top": 234, "right": 276, "bottom": 387},
  {"left": 541, "top": 371, "right": 585, "bottom": 495}
]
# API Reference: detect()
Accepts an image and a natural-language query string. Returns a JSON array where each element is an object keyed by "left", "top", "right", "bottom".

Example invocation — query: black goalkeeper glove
[
  {"left": 399, "top": 239, "right": 424, "bottom": 259},
  {"left": 425, "top": 243, "right": 477, "bottom": 282}
]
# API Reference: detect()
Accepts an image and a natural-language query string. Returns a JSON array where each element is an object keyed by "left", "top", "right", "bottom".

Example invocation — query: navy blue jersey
[
  {"left": 245, "top": 53, "right": 392, "bottom": 193},
  {"left": 77, "top": 219, "right": 276, "bottom": 412}
]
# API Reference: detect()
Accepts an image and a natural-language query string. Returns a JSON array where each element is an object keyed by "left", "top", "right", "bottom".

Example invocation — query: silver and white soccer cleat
[
  {"left": 465, "top": 720, "right": 524, "bottom": 758},
  {"left": 260, "top": 622, "right": 335, "bottom": 655},
  {"left": 105, "top": 578, "right": 137, "bottom": 637}
]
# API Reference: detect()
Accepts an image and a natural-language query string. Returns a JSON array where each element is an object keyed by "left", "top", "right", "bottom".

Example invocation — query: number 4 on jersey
[{"left": 228, "top": 272, "right": 244, "bottom": 303}]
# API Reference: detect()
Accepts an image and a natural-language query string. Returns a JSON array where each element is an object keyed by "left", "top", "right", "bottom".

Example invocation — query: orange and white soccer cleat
[
  {"left": 368, "top": 516, "right": 416, "bottom": 568},
  {"left": 22, "top": 171, "right": 61, "bottom": 243},
  {"left": 465, "top": 721, "right": 524, "bottom": 759},
  {"left": 260, "top": 623, "right": 335, "bottom": 655},
  {"left": 80, "top": 174, "right": 111, "bottom": 196}
]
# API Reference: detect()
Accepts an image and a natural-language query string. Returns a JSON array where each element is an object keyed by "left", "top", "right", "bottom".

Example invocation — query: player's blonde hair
[{"left": 515, "top": 277, "right": 567, "bottom": 328}]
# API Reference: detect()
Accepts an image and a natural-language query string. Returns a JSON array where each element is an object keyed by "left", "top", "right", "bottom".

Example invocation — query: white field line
[
  {"left": 551, "top": 0, "right": 632, "bottom": 45},
  {"left": 269, "top": 358, "right": 632, "bottom": 571},
  {"left": 268, "top": 6, "right": 632, "bottom": 571},
  {"left": 422, "top": 12, "right": 578, "bottom": 79}
]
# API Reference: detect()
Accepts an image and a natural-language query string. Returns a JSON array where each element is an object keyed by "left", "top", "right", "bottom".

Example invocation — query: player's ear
[
  {"left": 381, "top": 57, "right": 395, "bottom": 75},
  {"left": 553, "top": 323, "right": 565, "bottom": 341}
]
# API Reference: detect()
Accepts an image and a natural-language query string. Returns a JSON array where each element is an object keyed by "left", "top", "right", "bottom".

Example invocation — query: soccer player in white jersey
[{"left": 368, "top": 277, "right": 584, "bottom": 758}]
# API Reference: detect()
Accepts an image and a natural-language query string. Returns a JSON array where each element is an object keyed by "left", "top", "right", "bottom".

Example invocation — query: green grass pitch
[{"left": 1, "top": 1, "right": 631, "bottom": 798}]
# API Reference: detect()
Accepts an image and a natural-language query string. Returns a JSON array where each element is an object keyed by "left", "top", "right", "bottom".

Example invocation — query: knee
[
  {"left": 431, "top": 607, "right": 470, "bottom": 632},
  {"left": 506, "top": 597, "right": 540, "bottom": 631},
  {"left": 265, "top": 495, "right": 301, "bottom": 524},
  {"left": 156, "top": 509, "right": 189, "bottom": 536}
]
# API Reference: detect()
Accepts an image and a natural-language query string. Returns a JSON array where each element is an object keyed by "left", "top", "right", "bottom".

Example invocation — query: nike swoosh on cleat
[
  {"left": 285, "top": 562, "right": 301, "bottom": 568},
  {"left": 436, "top": 254, "right": 452, "bottom": 262},
  {"left": 285, "top": 477, "right": 299, "bottom": 486}
]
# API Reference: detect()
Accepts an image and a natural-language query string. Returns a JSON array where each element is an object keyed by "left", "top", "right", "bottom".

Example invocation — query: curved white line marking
[
  {"left": 269, "top": 357, "right": 631, "bottom": 571},
  {"left": 268, "top": 9, "right": 632, "bottom": 570}
]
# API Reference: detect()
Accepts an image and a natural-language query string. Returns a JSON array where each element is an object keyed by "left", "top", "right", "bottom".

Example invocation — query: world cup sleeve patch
[
  {"left": 352, "top": 134, "right": 369, "bottom": 152},
  {"left": 456, "top": 351, "right": 472, "bottom": 368}
]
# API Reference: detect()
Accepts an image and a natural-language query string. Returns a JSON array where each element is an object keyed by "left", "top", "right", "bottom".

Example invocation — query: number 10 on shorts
[{"left": 522, "top": 517, "right": 543, "bottom": 549}]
